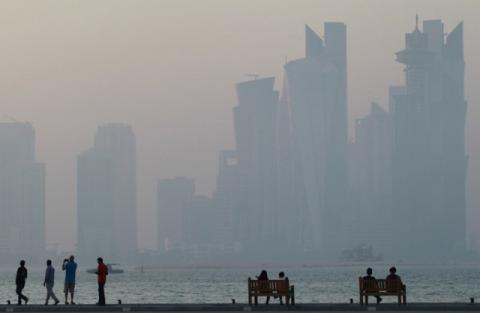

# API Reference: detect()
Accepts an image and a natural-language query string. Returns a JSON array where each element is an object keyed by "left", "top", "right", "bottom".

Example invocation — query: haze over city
[{"left": 0, "top": 0, "right": 479, "bottom": 262}]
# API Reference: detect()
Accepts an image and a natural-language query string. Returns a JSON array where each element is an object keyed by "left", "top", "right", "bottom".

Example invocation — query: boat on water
[{"left": 86, "top": 263, "right": 124, "bottom": 274}]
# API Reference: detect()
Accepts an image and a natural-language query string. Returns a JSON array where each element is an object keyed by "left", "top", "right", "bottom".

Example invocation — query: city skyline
[
  {"left": 0, "top": 1, "right": 477, "bottom": 255},
  {"left": 1, "top": 17, "right": 468, "bottom": 262}
]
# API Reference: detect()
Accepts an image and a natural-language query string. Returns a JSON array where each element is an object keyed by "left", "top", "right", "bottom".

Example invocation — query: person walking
[
  {"left": 96, "top": 257, "right": 108, "bottom": 306},
  {"left": 15, "top": 260, "right": 29, "bottom": 305},
  {"left": 44, "top": 260, "right": 60, "bottom": 305},
  {"left": 62, "top": 255, "right": 77, "bottom": 305}
]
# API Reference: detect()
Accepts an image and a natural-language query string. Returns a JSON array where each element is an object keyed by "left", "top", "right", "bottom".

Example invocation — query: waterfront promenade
[{"left": 1, "top": 303, "right": 480, "bottom": 313}]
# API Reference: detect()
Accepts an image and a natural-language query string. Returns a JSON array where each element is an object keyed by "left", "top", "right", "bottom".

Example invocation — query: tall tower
[
  {"left": 350, "top": 103, "right": 393, "bottom": 256},
  {"left": 233, "top": 77, "right": 278, "bottom": 252},
  {"left": 391, "top": 18, "right": 466, "bottom": 259},
  {"left": 78, "top": 123, "right": 137, "bottom": 261},
  {"left": 77, "top": 150, "right": 114, "bottom": 259},
  {"left": 284, "top": 23, "right": 348, "bottom": 255},
  {"left": 0, "top": 122, "right": 45, "bottom": 262}
]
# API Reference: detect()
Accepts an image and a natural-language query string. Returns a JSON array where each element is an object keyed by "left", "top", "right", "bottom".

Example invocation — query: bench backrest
[
  {"left": 359, "top": 277, "right": 379, "bottom": 292},
  {"left": 359, "top": 277, "right": 402, "bottom": 292},
  {"left": 248, "top": 278, "right": 290, "bottom": 293}
]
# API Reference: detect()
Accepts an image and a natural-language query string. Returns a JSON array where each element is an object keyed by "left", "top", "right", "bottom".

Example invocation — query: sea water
[{"left": 0, "top": 264, "right": 479, "bottom": 304}]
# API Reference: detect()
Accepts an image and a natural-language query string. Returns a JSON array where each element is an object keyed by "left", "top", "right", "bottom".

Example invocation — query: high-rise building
[
  {"left": 77, "top": 123, "right": 137, "bottom": 261},
  {"left": 77, "top": 150, "right": 114, "bottom": 259},
  {"left": 157, "top": 176, "right": 195, "bottom": 253},
  {"left": 181, "top": 195, "right": 214, "bottom": 250},
  {"left": 233, "top": 77, "right": 279, "bottom": 252},
  {"left": 284, "top": 23, "right": 348, "bottom": 255},
  {"left": 349, "top": 103, "right": 393, "bottom": 256},
  {"left": 275, "top": 75, "right": 300, "bottom": 252},
  {"left": 211, "top": 150, "right": 237, "bottom": 250},
  {"left": 0, "top": 122, "right": 45, "bottom": 261},
  {"left": 391, "top": 19, "right": 467, "bottom": 259}
]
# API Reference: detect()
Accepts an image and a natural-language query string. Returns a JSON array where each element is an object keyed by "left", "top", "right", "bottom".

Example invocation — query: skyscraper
[
  {"left": 284, "top": 23, "right": 348, "bottom": 255},
  {"left": 211, "top": 150, "right": 237, "bottom": 250},
  {"left": 157, "top": 176, "right": 195, "bottom": 253},
  {"left": 77, "top": 150, "right": 114, "bottom": 259},
  {"left": 349, "top": 103, "right": 392, "bottom": 256},
  {"left": 233, "top": 77, "right": 279, "bottom": 252},
  {"left": 275, "top": 75, "right": 300, "bottom": 252},
  {"left": 391, "top": 19, "right": 467, "bottom": 259},
  {"left": 77, "top": 123, "right": 137, "bottom": 261},
  {"left": 0, "top": 122, "right": 45, "bottom": 262}
]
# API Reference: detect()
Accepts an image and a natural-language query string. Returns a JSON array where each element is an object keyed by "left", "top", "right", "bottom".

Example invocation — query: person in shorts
[{"left": 62, "top": 256, "right": 77, "bottom": 305}]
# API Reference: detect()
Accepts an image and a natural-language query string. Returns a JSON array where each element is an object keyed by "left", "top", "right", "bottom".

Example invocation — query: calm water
[{"left": 1, "top": 265, "right": 480, "bottom": 304}]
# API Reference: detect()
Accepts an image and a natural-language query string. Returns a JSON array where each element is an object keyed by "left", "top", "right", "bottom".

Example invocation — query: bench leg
[
  {"left": 248, "top": 295, "right": 252, "bottom": 306},
  {"left": 360, "top": 293, "right": 363, "bottom": 305},
  {"left": 398, "top": 295, "right": 401, "bottom": 304},
  {"left": 403, "top": 294, "right": 407, "bottom": 305},
  {"left": 365, "top": 295, "right": 368, "bottom": 305},
  {"left": 254, "top": 296, "right": 258, "bottom": 306}
]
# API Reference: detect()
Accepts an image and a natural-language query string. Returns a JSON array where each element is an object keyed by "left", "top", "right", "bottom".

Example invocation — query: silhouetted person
[
  {"left": 44, "top": 260, "right": 59, "bottom": 305},
  {"left": 256, "top": 270, "right": 270, "bottom": 304},
  {"left": 363, "top": 267, "right": 381, "bottom": 304},
  {"left": 386, "top": 266, "right": 404, "bottom": 292},
  {"left": 277, "top": 271, "right": 286, "bottom": 305},
  {"left": 62, "top": 255, "right": 77, "bottom": 305},
  {"left": 15, "top": 260, "right": 29, "bottom": 305},
  {"left": 96, "top": 257, "right": 108, "bottom": 306},
  {"left": 257, "top": 270, "right": 268, "bottom": 280}
]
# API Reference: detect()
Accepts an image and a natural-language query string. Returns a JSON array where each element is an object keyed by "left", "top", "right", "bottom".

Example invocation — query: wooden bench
[
  {"left": 359, "top": 277, "right": 406, "bottom": 304},
  {"left": 248, "top": 278, "right": 295, "bottom": 305}
]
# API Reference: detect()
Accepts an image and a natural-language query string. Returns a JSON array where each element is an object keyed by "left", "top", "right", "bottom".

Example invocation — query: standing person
[
  {"left": 44, "top": 260, "right": 60, "bottom": 305},
  {"left": 15, "top": 260, "right": 29, "bottom": 305},
  {"left": 96, "top": 257, "right": 108, "bottom": 306},
  {"left": 62, "top": 256, "right": 77, "bottom": 305}
]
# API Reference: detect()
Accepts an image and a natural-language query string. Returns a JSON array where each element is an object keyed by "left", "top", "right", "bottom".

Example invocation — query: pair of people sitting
[
  {"left": 256, "top": 270, "right": 286, "bottom": 304},
  {"left": 363, "top": 266, "right": 403, "bottom": 303}
]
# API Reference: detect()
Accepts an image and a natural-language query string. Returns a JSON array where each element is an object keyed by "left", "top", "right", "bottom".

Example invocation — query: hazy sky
[{"left": 0, "top": 0, "right": 478, "bottom": 250}]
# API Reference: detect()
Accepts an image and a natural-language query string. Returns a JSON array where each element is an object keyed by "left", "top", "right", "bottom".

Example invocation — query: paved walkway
[
  {"left": 0, "top": 303, "right": 480, "bottom": 313},
  {"left": 1, "top": 304, "right": 480, "bottom": 313}
]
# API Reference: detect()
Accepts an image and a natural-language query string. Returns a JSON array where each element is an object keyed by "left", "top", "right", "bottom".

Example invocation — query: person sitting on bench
[
  {"left": 256, "top": 270, "right": 270, "bottom": 304},
  {"left": 386, "top": 267, "right": 404, "bottom": 292},
  {"left": 363, "top": 267, "right": 382, "bottom": 304}
]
